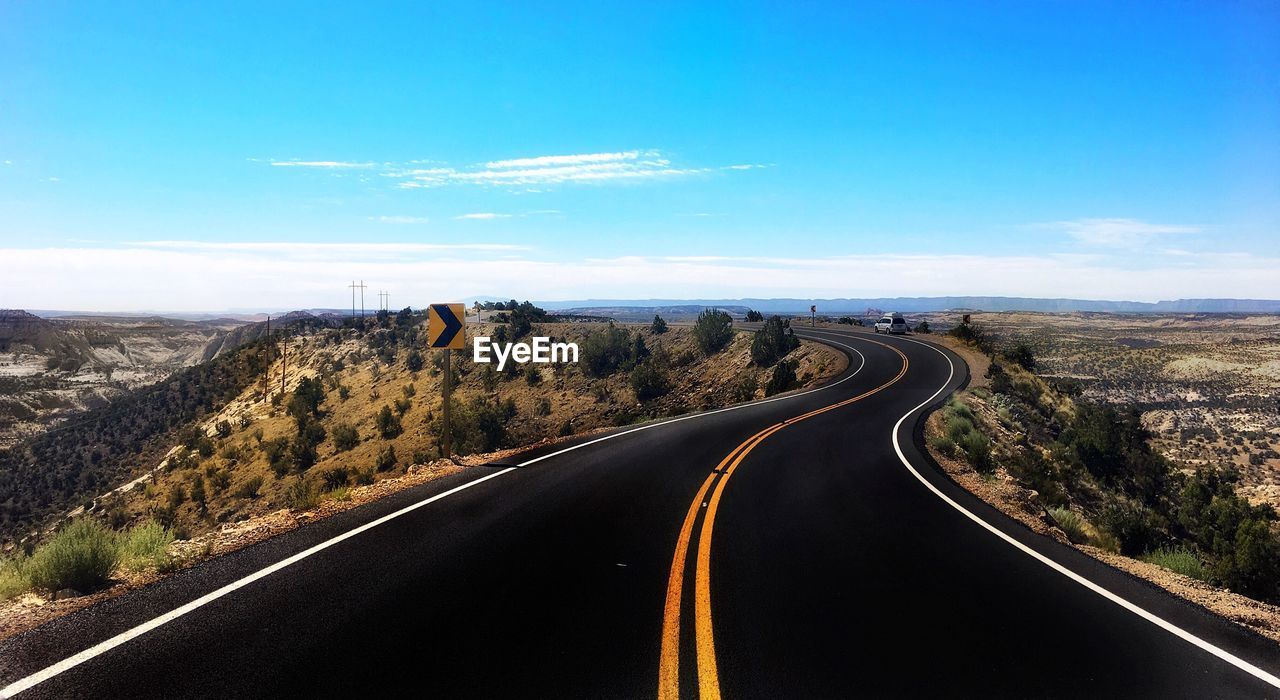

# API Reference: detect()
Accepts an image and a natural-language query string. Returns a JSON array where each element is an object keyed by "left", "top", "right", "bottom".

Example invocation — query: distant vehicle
[{"left": 874, "top": 312, "right": 908, "bottom": 335}]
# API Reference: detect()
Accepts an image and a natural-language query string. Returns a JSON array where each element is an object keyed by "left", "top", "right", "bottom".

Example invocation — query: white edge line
[
  {"left": 887, "top": 334, "right": 1280, "bottom": 690},
  {"left": 2, "top": 338, "right": 869, "bottom": 697}
]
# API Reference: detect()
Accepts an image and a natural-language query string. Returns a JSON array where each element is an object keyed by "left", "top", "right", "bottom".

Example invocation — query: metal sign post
[
  {"left": 428, "top": 303, "right": 466, "bottom": 458},
  {"left": 810, "top": 304, "right": 816, "bottom": 327}
]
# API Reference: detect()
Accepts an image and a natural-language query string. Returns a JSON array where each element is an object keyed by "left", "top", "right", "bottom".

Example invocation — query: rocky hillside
[
  {"left": 0, "top": 312, "right": 258, "bottom": 448},
  {"left": 60, "top": 313, "right": 843, "bottom": 545},
  {"left": 925, "top": 326, "right": 1280, "bottom": 636}
]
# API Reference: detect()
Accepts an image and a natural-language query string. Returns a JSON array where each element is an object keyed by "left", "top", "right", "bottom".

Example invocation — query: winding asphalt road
[{"left": 2, "top": 326, "right": 1278, "bottom": 698}]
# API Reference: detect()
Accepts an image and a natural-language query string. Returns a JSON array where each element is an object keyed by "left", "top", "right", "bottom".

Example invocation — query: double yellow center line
[{"left": 658, "top": 339, "right": 909, "bottom": 699}]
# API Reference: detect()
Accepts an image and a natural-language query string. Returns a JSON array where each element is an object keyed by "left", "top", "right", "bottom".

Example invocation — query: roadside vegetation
[
  {"left": 934, "top": 321, "right": 1280, "bottom": 603},
  {"left": 0, "top": 518, "right": 174, "bottom": 602}
]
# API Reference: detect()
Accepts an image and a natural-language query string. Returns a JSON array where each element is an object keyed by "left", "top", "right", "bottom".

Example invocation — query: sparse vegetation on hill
[
  {"left": 1, "top": 307, "right": 845, "bottom": 562},
  {"left": 928, "top": 336, "right": 1280, "bottom": 604},
  {"left": 693, "top": 309, "right": 734, "bottom": 355}
]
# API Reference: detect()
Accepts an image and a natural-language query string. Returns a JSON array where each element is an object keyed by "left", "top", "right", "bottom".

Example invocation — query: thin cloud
[
  {"left": 454, "top": 213, "right": 512, "bottom": 220},
  {"left": 370, "top": 215, "right": 430, "bottom": 224},
  {"left": 269, "top": 150, "right": 742, "bottom": 190},
  {"left": 1045, "top": 218, "right": 1200, "bottom": 248},
  {"left": 485, "top": 151, "right": 644, "bottom": 169},
  {"left": 270, "top": 160, "right": 376, "bottom": 169},
  {"left": 125, "top": 240, "right": 527, "bottom": 254}
]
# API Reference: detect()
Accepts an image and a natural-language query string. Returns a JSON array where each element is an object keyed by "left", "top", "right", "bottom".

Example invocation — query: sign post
[
  {"left": 428, "top": 303, "right": 466, "bottom": 458},
  {"left": 810, "top": 304, "right": 816, "bottom": 327}
]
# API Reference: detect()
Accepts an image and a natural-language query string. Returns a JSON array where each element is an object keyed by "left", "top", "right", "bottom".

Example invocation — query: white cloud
[
  {"left": 2, "top": 243, "right": 1277, "bottom": 312},
  {"left": 269, "top": 150, "right": 737, "bottom": 190},
  {"left": 454, "top": 213, "right": 512, "bottom": 220},
  {"left": 485, "top": 151, "right": 644, "bottom": 169},
  {"left": 1045, "top": 218, "right": 1200, "bottom": 248},
  {"left": 270, "top": 160, "right": 375, "bottom": 169},
  {"left": 370, "top": 216, "right": 430, "bottom": 225}
]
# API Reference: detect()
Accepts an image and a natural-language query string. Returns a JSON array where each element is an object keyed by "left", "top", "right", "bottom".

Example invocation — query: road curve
[{"left": 1, "top": 327, "right": 1278, "bottom": 698}]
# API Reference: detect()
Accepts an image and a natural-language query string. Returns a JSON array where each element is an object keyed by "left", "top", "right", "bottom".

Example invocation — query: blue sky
[{"left": 1, "top": 1, "right": 1277, "bottom": 310}]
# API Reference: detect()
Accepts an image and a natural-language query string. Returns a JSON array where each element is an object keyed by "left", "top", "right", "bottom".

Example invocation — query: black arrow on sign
[{"left": 432, "top": 304, "right": 463, "bottom": 347}]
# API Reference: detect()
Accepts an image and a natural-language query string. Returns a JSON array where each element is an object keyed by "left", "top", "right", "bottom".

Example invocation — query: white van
[{"left": 874, "top": 313, "right": 908, "bottom": 335}]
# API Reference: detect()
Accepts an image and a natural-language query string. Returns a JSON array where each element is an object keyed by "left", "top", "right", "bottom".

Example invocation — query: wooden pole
[{"left": 442, "top": 349, "right": 452, "bottom": 458}]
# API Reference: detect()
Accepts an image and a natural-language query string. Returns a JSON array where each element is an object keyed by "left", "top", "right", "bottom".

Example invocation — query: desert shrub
[
  {"left": 915, "top": 320, "right": 931, "bottom": 334},
  {"left": 25, "top": 519, "right": 119, "bottom": 593},
  {"left": 290, "top": 423, "right": 326, "bottom": 472},
  {"left": 750, "top": 316, "right": 800, "bottom": 367},
  {"left": 287, "top": 479, "right": 318, "bottom": 511},
  {"left": 0, "top": 556, "right": 26, "bottom": 601},
  {"left": 377, "top": 405, "right": 403, "bottom": 439},
  {"left": 327, "top": 486, "right": 351, "bottom": 502},
  {"left": 338, "top": 385, "right": 350, "bottom": 401},
  {"left": 650, "top": 314, "right": 668, "bottom": 334},
  {"left": 119, "top": 520, "right": 174, "bottom": 571},
  {"left": 1099, "top": 500, "right": 1163, "bottom": 557},
  {"left": 287, "top": 376, "right": 326, "bottom": 427},
  {"left": 958, "top": 431, "right": 993, "bottom": 472},
  {"left": 265, "top": 437, "right": 291, "bottom": 477},
  {"left": 765, "top": 360, "right": 799, "bottom": 397},
  {"left": 630, "top": 360, "right": 671, "bottom": 402},
  {"left": 525, "top": 365, "right": 542, "bottom": 386},
  {"left": 693, "top": 309, "right": 734, "bottom": 355},
  {"left": 214, "top": 420, "right": 232, "bottom": 438},
  {"left": 167, "top": 484, "right": 186, "bottom": 508},
  {"left": 744, "top": 309, "right": 764, "bottom": 322},
  {"left": 1048, "top": 507, "right": 1087, "bottom": 544},
  {"left": 928, "top": 435, "right": 957, "bottom": 458},
  {"left": 406, "top": 350, "right": 424, "bottom": 372},
  {"left": 948, "top": 322, "right": 991, "bottom": 353},
  {"left": 1004, "top": 342, "right": 1036, "bottom": 371},
  {"left": 332, "top": 423, "right": 359, "bottom": 452},
  {"left": 322, "top": 466, "right": 351, "bottom": 490},
  {"left": 535, "top": 397, "right": 552, "bottom": 416},
  {"left": 1059, "top": 403, "right": 1172, "bottom": 504},
  {"left": 354, "top": 467, "right": 376, "bottom": 485},
  {"left": 559, "top": 419, "right": 574, "bottom": 437},
  {"left": 733, "top": 374, "right": 759, "bottom": 402},
  {"left": 581, "top": 324, "right": 633, "bottom": 377},
  {"left": 376, "top": 445, "right": 398, "bottom": 472},
  {"left": 1141, "top": 546, "right": 1207, "bottom": 581},
  {"left": 394, "top": 397, "right": 412, "bottom": 416},
  {"left": 235, "top": 475, "right": 265, "bottom": 499}
]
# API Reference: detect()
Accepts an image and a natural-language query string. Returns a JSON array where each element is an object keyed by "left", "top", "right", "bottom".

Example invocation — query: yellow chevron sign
[{"left": 428, "top": 303, "right": 466, "bottom": 349}]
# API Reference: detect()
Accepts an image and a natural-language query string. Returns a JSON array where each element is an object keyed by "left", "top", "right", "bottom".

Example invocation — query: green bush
[
  {"left": 119, "top": 520, "right": 174, "bottom": 571},
  {"left": 733, "top": 374, "right": 759, "bottom": 402},
  {"left": 1142, "top": 546, "right": 1207, "bottom": 581},
  {"left": 1100, "top": 500, "right": 1162, "bottom": 557},
  {"left": 1004, "top": 342, "right": 1036, "bottom": 371},
  {"left": 321, "top": 466, "right": 351, "bottom": 490},
  {"left": 375, "top": 445, "right": 398, "bottom": 472},
  {"left": 0, "top": 556, "right": 28, "bottom": 601},
  {"left": 287, "top": 479, "right": 318, "bottom": 511},
  {"left": 1048, "top": 507, "right": 1088, "bottom": 544},
  {"left": 750, "top": 316, "right": 800, "bottom": 366},
  {"left": 25, "top": 519, "right": 120, "bottom": 593},
  {"left": 630, "top": 360, "right": 671, "bottom": 402},
  {"left": 332, "top": 423, "right": 359, "bottom": 452},
  {"left": 377, "top": 405, "right": 403, "bottom": 439},
  {"left": 581, "top": 324, "right": 634, "bottom": 377},
  {"left": 765, "top": 360, "right": 799, "bottom": 396},
  {"left": 650, "top": 314, "right": 668, "bottom": 334},
  {"left": 235, "top": 475, "right": 265, "bottom": 499},
  {"left": 928, "top": 435, "right": 957, "bottom": 458},
  {"left": 693, "top": 309, "right": 734, "bottom": 355}
]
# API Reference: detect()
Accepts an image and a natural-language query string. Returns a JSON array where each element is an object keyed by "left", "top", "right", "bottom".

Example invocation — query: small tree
[
  {"left": 744, "top": 309, "right": 764, "bottom": 322},
  {"left": 693, "top": 309, "right": 734, "bottom": 355},
  {"left": 377, "top": 405, "right": 403, "bottom": 439},
  {"left": 650, "top": 314, "right": 668, "bottom": 334},
  {"left": 765, "top": 360, "right": 799, "bottom": 396},
  {"left": 332, "top": 423, "right": 359, "bottom": 451},
  {"left": 406, "top": 350, "right": 424, "bottom": 372},
  {"left": 630, "top": 360, "right": 671, "bottom": 402},
  {"left": 915, "top": 320, "right": 931, "bottom": 334},
  {"left": 1005, "top": 342, "right": 1036, "bottom": 371}
]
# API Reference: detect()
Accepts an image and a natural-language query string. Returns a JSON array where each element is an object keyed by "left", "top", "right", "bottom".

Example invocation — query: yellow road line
[{"left": 660, "top": 338, "right": 909, "bottom": 699}]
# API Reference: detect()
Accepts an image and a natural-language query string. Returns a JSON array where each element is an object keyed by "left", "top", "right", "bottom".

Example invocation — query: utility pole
[
  {"left": 280, "top": 331, "right": 287, "bottom": 397},
  {"left": 379, "top": 290, "right": 389, "bottom": 311},
  {"left": 261, "top": 315, "right": 270, "bottom": 400},
  {"left": 359, "top": 280, "right": 367, "bottom": 318},
  {"left": 348, "top": 281, "right": 358, "bottom": 319}
]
